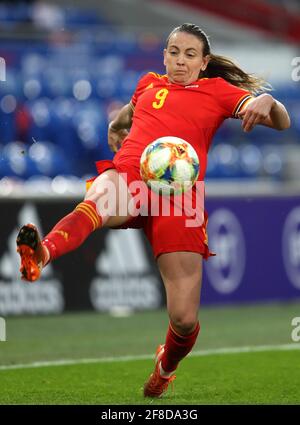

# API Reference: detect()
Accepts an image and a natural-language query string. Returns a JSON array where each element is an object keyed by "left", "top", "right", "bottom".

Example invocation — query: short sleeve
[
  {"left": 215, "top": 77, "right": 253, "bottom": 118},
  {"left": 130, "top": 73, "right": 155, "bottom": 109}
]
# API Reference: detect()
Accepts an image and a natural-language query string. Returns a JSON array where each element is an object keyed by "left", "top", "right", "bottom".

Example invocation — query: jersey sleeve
[
  {"left": 130, "top": 73, "right": 155, "bottom": 109},
  {"left": 215, "top": 77, "right": 254, "bottom": 119}
]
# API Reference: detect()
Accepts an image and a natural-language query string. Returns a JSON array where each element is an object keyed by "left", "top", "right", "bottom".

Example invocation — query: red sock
[
  {"left": 161, "top": 321, "right": 200, "bottom": 373},
  {"left": 42, "top": 200, "right": 102, "bottom": 262}
]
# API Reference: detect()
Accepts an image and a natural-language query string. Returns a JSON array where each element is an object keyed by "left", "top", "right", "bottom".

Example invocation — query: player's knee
[
  {"left": 85, "top": 183, "right": 106, "bottom": 203},
  {"left": 84, "top": 181, "right": 117, "bottom": 218},
  {"left": 170, "top": 315, "right": 198, "bottom": 335}
]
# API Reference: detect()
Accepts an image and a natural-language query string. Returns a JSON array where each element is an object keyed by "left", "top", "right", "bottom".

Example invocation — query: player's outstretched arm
[
  {"left": 237, "top": 93, "right": 291, "bottom": 132},
  {"left": 108, "top": 103, "right": 134, "bottom": 152}
]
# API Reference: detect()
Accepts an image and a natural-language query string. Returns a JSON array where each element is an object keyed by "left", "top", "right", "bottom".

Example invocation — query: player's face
[{"left": 164, "top": 32, "right": 209, "bottom": 85}]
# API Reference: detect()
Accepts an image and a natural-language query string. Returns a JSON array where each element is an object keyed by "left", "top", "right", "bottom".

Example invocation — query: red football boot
[
  {"left": 143, "top": 344, "right": 176, "bottom": 398},
  {"left": 16, "top": 224, "right": 47, "bottom": 282}
]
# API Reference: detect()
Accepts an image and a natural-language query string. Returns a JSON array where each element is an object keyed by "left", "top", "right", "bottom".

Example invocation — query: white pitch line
[{"left": 0, "top": 343, "right": 299, "bottom": 372}]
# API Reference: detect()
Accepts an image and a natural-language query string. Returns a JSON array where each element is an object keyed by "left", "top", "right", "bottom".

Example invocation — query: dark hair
[{"left": 166, "top": 23, "right": 270, "bottom": 94}]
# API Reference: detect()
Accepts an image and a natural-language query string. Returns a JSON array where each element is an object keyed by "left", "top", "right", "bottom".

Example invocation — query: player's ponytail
[
  {"left": 167, "top": 23, "right": 271, "bottom": 94},
  {"left": 202, "top": 53, "right": 270, "bottom": 95}
]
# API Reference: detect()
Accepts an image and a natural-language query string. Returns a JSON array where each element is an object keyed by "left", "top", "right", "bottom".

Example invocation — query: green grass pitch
[{"left": 1, "top": 301, "right": 300, "bottom": 404}]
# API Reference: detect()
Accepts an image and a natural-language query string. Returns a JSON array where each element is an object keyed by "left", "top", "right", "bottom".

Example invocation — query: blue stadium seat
[
  {"left": 261, "top": 145, "right": 284, "bottom": 180},
  {"left": 2, "top": 141, "right": 39, "bottom": 178},
  {"left": 211, "top": 143, "right": 242, "bottom": 178},
  {"left": 27, "top": 98, "right": 53, "bottom": 142},
  {"left": 96, "top": 76, "right": 120, "bottom": 99},
  {"left": 28, "top": 140, "right": 70, "bottom": 177},
  {"left": 239, "top": 144, "right": 263, "bottom": 178}
]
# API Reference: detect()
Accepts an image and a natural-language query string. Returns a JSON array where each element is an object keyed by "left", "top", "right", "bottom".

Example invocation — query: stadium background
[{"left": 0, "top": 0, "right": 300, "bottom": 405}]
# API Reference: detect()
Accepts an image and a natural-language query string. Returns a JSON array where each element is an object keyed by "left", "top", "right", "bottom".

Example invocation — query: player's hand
[
  {"left": 237, "top": 94, "right": 275, "bottom": 132},
  {"left": 108, "top": 123, "right": 128, "bottom": 153}
]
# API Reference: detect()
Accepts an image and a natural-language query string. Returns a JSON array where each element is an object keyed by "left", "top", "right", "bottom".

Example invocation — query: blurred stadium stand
[
  {"left": 167, "top": 0, "right": 300, "bottom": 43},
  {"left": 0, "top": 1, "right": 300, "bottom": 314},
  {"left": 0, "top": 0, "right": 299, "bottom": 193}
]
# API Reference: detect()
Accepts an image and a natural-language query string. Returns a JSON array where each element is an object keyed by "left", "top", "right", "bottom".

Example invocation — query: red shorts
[{"left": 87, "top": 160, "right": 214, "bottom": 259}]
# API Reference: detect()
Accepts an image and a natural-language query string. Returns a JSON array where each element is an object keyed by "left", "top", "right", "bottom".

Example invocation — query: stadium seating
[{"left": 0, "top": 3, "right": 299, "bottom": 183}]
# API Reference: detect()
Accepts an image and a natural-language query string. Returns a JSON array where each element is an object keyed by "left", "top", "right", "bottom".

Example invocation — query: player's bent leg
[
  {"left": 85, "top": 169, "right": 134, "bottom": 228},
  {"left": 16, "top": 170, "right": 133, "bottom": 282},
  {"left": 159, "top": 251, "right": 202, "bottom": 331},
  {"left": 159, "top": 251, "right": 202, "bottom": 372},
  {"left": 144, "top": 252, "right": 202, "bottom": 398}
]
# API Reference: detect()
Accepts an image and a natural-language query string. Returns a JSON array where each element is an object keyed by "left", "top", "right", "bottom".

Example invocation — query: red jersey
[{"left": 114, "top": 72, "right": 252, "bottom": 180}]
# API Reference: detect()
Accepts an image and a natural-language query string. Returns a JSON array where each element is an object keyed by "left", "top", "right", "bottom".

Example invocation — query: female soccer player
[{"left": 16, "top": 23, "right": 290, "bottom": 398}]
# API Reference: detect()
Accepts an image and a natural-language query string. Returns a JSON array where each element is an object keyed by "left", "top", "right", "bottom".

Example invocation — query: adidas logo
[
  {"left": 89, "top": 229, "right": 162, "bottom": 312},
  {"left": 0, "top": 203, "right": 64, "bottom": 315}
]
